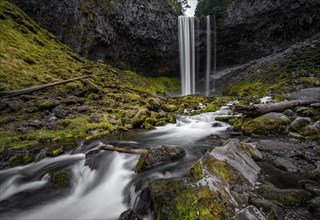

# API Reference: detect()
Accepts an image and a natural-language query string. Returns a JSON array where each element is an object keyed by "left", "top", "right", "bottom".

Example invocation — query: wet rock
[
  {"left": 242, "top": 113, "right": 290, "bottom": 136},
  {"left": 232, "top": 205, "right": 266, "bottom": 220},
  {"left": 273, "top": 158, "right": 298, "bottom": 172},
  {"left": 256, "top": 183, "right": 313, "bottom": 207},
  {"left": 132, "top": 109, "right": 151, "bottom": 127},
  {"left": 118, "top": 209, "right": 141, "bottom": 220},
  {"left": 296, "top": 107, "right": 316, "bottom": 117},
  {"left": 307, "top": 196, "right": 320, "bottom": 219},
  {"left": 290, "top": 117, "right": 311, "bottom": 133},
  {"left": 43, "top": 113, "right": 58, "bottom": 123},
  {"left": 50, "top": 169, "right": 71, "bottom": 189},
  {"left": 135, "top": 145, "right": 186, "bottom": 173},
  {"left": 212, "top": 122, "right": 223, "bottom": 127},
  {"left": 300, "top": 124, "right": 319, "bottom": 136}
]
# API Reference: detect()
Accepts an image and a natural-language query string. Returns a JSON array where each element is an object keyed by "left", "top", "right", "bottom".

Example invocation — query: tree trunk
[{"left": 86, "top": 144, "right": 147, "bottom": 158}]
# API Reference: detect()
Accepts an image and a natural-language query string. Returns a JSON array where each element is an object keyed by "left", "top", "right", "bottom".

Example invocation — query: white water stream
[{"left": 0, "top": 106, "right": 233, "bottom": 220}]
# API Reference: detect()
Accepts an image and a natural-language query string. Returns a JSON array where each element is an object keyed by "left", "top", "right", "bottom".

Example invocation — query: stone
[
  {"left": 242, "top": 113, "right": 290, "bottom": 136},
  {"left": 232, "top": 205, "right": 266, "bottom": 220},
  {"left": 308, "top": 196, "right": 320, "bottom": 219},
  {"left": 290, "top": 117, "right": 311, "bottom": 133},
  {"left": 286, "top": 87, "right": 320, "bottom": 101},
  {"left": 311, "top": 167, "right": 320, "bottom": 182},
  {"left": 283, "top": 109, "right": 295, "bottom": 117},
  {"left": 52, "top": 105, "right": 68, "bottom": 119},
  {"left": 273, "top": 158, "right": 298, "bottom": 172},
  {"left": 0, "top": 101, "right": 8, "bottom": 111},
  {"left": 296, "top": 107, "right": 316, "bottom": 117},
  {"left": 304, "top": 184, "right": 320, "bottom": 196},
  {"left": 50, "top": 169, "right": 70, "bottom": 189},
  {"left": 118, "top": 209, "right": 141, "bottom": 220},
  {"left": 288, "top": 132, "right": 305, "bottom": 140},
  {"left": 250, "top": 197, "right": 285, "bottom": 219},
  {"left": 256, "top": 183, "right": 313, "bottom": 207},
  {"left": 88, "top": 113, "right": 104, "bottom": 123},
  {"left": 135, "top": 145, "right": 186, "bottom": 173},
  {"left": 77, "top": 105, "right": 92, "bottom": 113}
]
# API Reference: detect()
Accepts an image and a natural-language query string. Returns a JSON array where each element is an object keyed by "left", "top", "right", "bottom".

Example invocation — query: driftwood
[
  {"left": 86, "top": 144, "right": 147, "bottom": 157},
  {"left": 236, "top": 100, "right": 317, "bottom": 117},
  {"left": 0, "top": 75, "right": 92, "bottom": 97}
]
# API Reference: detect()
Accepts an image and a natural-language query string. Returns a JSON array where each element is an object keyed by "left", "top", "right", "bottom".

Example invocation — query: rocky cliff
[
  {"left": 9, "top": 0, "right": 179, "bottom": 76},
  {"left": 201, "top": 0, "right": 320, "bottom": 68}
]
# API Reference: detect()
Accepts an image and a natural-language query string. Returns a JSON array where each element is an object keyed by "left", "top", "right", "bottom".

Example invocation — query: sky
[{"left": 185, "top": 0, "right": 198, "bottom": 17}]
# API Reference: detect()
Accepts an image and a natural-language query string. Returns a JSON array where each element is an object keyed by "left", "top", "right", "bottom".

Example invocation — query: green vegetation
[
  {"left": 51, "top": 170, "right": 70, "bottom": 188},
  {"left": 195, "top": 0, "right": 235, "bottom": 17}
]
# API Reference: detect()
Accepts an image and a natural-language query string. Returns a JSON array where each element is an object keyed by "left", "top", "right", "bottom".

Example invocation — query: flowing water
[
  {"left": 178, "top": 15, "right": 216, "bottom": 96},
  {"left": 0, "top": 106, "right": 233, "bottom": 220}
]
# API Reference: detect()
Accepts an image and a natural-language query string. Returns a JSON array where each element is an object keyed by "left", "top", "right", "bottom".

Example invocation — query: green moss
[
  {"left": 161, "top": 104, "right": 179, "bottom": 112},
  {"left": 257, "top": 184, "right": 313, "bottom": 207},
  {"left": 150, "top": 179, "right": 232, "bottom": 220},
  {"left": 242, "top": 115, "right": 289, "bottom": 136},
  {"left": 46, "top": 146, "right": 63, "bottom": 157},
  {"left": 9, "top": 153, "right": 34, "bottom": 166},
  {"left": 224, "top": 82, "right": 268, "bottom": 97},
  {"left": 201, "top": 103, "right": 218, "bottom": 113},
  {"left": 134, "top": 150, "right": 150, "bottom": 173},
  {"left": 51, "top": 170, "right": 70, "bottom": 188},
  {"left": 215, "top": 116, "right": 237, "bottom": 125},
  {"left": 190, "top": 161, "right": 203, "bottom": 177}
]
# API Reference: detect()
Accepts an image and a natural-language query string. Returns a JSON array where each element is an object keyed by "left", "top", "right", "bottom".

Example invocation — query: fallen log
[
  {"left": 0, "top": 75, "right": 92, "bottom": 97},
  {"left": 235, "top": 100, "right": 317, "bottom": 117},
  {"left": 86, "top": 144, "right": 147, "bottom": 158}
]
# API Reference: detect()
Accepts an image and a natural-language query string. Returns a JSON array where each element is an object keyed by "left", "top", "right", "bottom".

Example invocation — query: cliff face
[
  {"left": 9, "top": 0, "right": 179, "bottom": 76},
  {"left": 214, "top": 0, "right": 320, "bottom": 67}
]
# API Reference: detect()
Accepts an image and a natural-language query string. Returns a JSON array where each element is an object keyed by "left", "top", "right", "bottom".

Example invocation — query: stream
[{"left": 0, "top": 105, "right": 233, "bottom": 220}]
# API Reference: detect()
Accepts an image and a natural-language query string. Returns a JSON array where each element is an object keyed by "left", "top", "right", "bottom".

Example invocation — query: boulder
[
  {"left": 308, "top": 196, "right": 320, "bottom": 219},
  {"left": 289, "top": 117, "right": 311, "bottom": 133},
  {"left": 232, "top": 205, "right": 266, "bottom": 220},
  {"left": 135, "top": 145, "right": 186, "bottom": 173},
  {"left": 273, "top": 158, "right": 298, "bottom": 172},
  {"left": 118, "top": 209, "right": 141, "bottom": 220},
  {"left": 242, "top": 113, "right": 290, "bottom": 136}
]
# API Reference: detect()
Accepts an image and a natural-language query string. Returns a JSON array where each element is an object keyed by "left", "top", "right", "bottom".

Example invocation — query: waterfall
[
  {"left": 178, "top": 16, "right": 195, "bottom": 95},
  {"left": 178, "top": 15, "right": 216, "bottom": 96}
]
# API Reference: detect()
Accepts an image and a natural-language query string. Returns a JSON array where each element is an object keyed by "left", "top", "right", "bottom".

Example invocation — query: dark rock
[
  {"left": 0, "top": 101, "right": 8, "bottom": 111},
  {"left": 76, "top": 105, "right": 92, "bottom": 113},
  {"left": 135, "top": 145, "right": 186, "bottom": 173},
  {"left": 212, "top": 122, "right": 223, "bottom": 127},
  {"left": 296, "top": 107, "right": 316, "bottom": 117},
  {"left": 288, "top": 132, "right": 305, "bottom": 140},
  {"left": 50, "top": 169, "right": 71, "bottom": 189},
  {"left": 250, "top": 198, "right": 285, "bottom": 220},
  {"left": 25, "top": 107, "right": 38, "bottom": 113},
  {"left": 308, "top": 196, "right": 320, "bottom": 219},
  {"left": 10, "top": 0, "right": 179, "bottom": 76},
  {"left": 7, "top": 100, "right": 21, "bottom": 112},
  {"left": 273, "top": 158, "right": 298, "bottom": 172},
  {"left": 118, "top": 209, "right": 141, "bottom": 220},
  {"left": 311, "top": 167, "right": 320, "bottom": 182},
  {"left": 43, "top": 113, "right": 58, "bottom": 124},
  {"left": 215, "top": 0, "right": 320, "bottom": 68},
  {"left": 52, "top": 105, "right": 68, "bottom": 119},
  {"left": 256, "top": 183, "right": 313, "bottom": 207},
  {"left": 304, "top": 184, "right": 320, "bottom": 196},
  {"left": 283, "top": 109, "right": 295, "bottom": 117}
]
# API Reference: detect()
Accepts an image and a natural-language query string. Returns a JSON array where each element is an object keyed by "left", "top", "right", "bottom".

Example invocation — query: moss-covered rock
[
  {"left": 135, "top": 145, "right": 186, "bottom": 173},
  {"left": 9, "top": 153, "right": 34, "bottom": 166},
  {"left": 160, "top": 104, "right": 179, "bottom": 112},
  {"left": 46, "top": 146, "right": 63, "bottom": 157},
  {"left": 242, "top": 113, "right": 290, "bottom": 136},
  {"left": 149, "top": 179, "right": 233, "bottom": 220},
  {"left": 215, "top": 116, "right": 238, "bottom": 125},
  {"left": 51, "top": 169, "right": 71, "bottom": 188},
  {"left": 256, "top": 184, "right": 313, "bottom": 207}
]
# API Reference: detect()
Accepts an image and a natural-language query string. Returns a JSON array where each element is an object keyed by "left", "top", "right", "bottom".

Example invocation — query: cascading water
[
  {"left": 0, "top": 104, "right": 234, "bottom": 220},
  {"left": 178, "top": 15, "right": 216, "bottom": 96}
]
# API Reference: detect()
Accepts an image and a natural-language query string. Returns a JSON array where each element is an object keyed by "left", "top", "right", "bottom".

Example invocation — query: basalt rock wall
[
  {"left": 10, "top": 0, "right": 179, "bottom": 76},
  {"left": 216, "top": 0, "right": 320, "bottom": 68}
]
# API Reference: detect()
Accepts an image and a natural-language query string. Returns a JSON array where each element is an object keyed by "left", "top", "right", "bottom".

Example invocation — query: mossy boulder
[
  {"left": 147, "top": 98, "right": 162, "bottom": 111},
  {"left": 135, "top": 145, "right": 186, "bottom": 173},
  {"left": 160, "top": 104, "right": 179, "bottom": 112},
  {"left": 256, "top": 184, "right": 313, "bottom": 207},
  {"left": 9, "top": 153, "right": 34, "bottom": 166},
  {"left": 51, "top": 169, "right": 71, "bottom": 189},
  {"left": 132, "top": 109, "right": 151, "bottom": 127},
  {"left": 149, "top": 179, "right": 234, "bottom": 220},
  {"left": 215, "top": 116, "right": 238, "bottom": 125},
  {"left": 242, "top": 113, "right": 290, "bottom": 136},
  {"left": 289, "top": 117, "right": 314, "bottom": 136},
  {"left": 311, "top": 168, "right": 320, "bottom": 182},
  {"left": 46, "top": 146, "right": 63, "bottom": 157}
]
